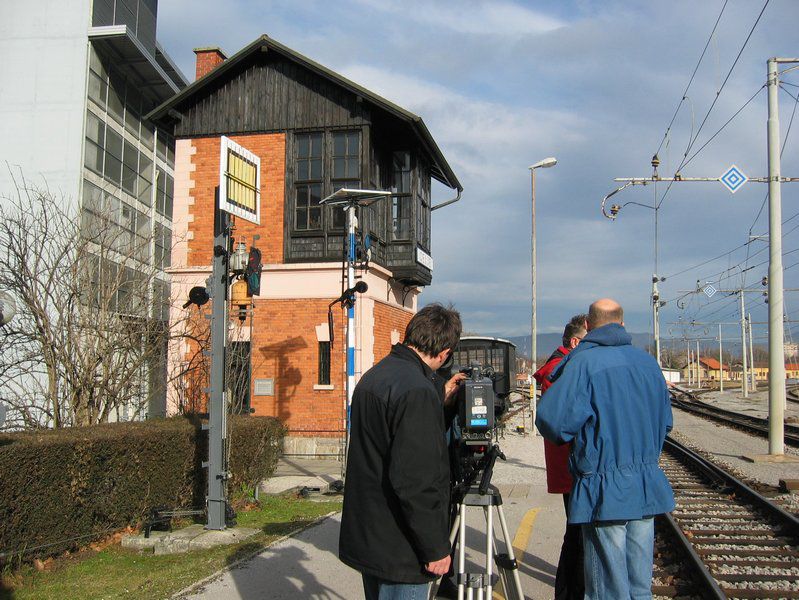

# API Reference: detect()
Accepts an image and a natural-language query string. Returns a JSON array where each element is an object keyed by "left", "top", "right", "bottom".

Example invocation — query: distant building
[
  {"left": 0, "top": 0, "right": 188, "bottom": 420},
  {"left": 681, "top": 356, "right": 730, "bottom": 384},
  {"left": 147, "top": 36, "right": 462, "bottom": 455}
]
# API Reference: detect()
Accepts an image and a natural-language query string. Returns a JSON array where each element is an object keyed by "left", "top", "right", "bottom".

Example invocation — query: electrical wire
[
  {"left": 682, "top": 85, "right": 765, "bottom": 169},
  {"left": 655, "top": 0, "right": 771, "bottom": 211},
  {"left": 740, "top": 82, "right": 799, "bottom": 290},
  {"left": 664, "top": 239, "right": 752, "bottom": 279},
  {"left": 667, "top": 210, "right": 799, "bottom": 292},
  {"left": 654, "top": 0, "right": 729, "bottom": 157}
]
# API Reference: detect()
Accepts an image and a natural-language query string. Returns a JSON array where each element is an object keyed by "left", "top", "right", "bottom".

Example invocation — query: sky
[{"left": 156, "top": 0, "right": 799, "bottom": 347}]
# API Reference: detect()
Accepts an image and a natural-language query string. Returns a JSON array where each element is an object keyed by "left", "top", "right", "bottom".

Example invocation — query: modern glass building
[{"left": 0, "top": 0, "right": 188, "bottom": 420}]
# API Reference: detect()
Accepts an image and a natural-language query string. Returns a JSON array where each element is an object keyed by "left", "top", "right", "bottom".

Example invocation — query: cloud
[
  {"left": 154, "top": 0, "right": 799, "bottom": 341},
  {"left": 350, "top": 0, "right": 566, "bottom": 36}
]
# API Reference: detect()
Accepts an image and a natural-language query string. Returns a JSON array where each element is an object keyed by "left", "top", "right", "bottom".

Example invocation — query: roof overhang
[
  {"left": 146, "top": 35, "right": 461, "bottom": 191},
  {"left": 89, "top": 26, "right": 187, "bottom": 104}
]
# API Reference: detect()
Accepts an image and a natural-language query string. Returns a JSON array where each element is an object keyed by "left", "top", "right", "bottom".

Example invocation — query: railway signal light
[
  {"left": 762, "top": 276, "right": 768, "bottom": 286},
  {"left": 245, "top": 247, "right": 263, "bottom": 296}
]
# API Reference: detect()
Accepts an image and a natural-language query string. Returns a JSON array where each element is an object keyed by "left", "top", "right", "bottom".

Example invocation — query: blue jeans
[
  {"left": 362, "top": 573, "right": 430, "bottom": 600},
  {"left": 582, "top": 518, "right": 654, "bottom": 600}
]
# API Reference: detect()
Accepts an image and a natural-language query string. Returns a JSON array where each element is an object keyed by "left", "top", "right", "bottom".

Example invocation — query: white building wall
[{"left": 0, "top": 0, "right": 92, "bottom": 202}]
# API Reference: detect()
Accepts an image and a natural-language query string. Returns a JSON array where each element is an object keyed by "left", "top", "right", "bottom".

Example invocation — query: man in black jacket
[{"left": 339, "top": 303, "right": 462, "bottom": 599}]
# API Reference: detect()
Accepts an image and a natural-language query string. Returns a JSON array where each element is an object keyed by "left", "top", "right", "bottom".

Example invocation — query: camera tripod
[{"left": 433, "top": 445, "right": 524, "bottom": 600}]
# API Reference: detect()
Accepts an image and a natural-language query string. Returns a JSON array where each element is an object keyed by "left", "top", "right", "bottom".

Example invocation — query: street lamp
[{"left": 528, "top": 157, "right": 557, "bottom": 435}]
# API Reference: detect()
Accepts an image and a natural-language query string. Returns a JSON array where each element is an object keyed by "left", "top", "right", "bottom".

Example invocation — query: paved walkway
[{"left": 182, "top": 410, "right": 565, "bottom": 599}]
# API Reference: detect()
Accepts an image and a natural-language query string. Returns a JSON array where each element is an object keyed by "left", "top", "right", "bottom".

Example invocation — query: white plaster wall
[
  {"left": 170, "top": 139, "right": 196, "bottom": 269},
  {"left": 0, "top": 0, "right": 92, "bottom": 203},
  {"left": 165, "top": 268, "right": 209, "bottom": 415}
]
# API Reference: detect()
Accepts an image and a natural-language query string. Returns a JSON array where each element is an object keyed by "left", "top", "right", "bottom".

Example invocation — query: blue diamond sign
[
  {"left": 703, "top": 284, "right": 717, "bottom": 298},
  {"left": 720, "top": 165, "right": 748, "bottom": 193}
]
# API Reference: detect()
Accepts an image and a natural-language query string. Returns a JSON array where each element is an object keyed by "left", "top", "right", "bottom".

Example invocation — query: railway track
[
  {"left": 658, "top": 436, "right": 799, "bottom": 599},
  {"left": 670, "top": 388, "right": 799, "bottom": 447}
]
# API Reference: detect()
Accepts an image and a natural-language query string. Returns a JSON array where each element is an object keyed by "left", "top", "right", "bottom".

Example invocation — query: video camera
[
  {"left": 451, "top": 364, "right": 511, "bottom": 494},
  {"left": 457, "top": 364, "right": 503, "bottom": 445}
]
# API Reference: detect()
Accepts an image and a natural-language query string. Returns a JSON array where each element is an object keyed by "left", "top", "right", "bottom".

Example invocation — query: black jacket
[{"left": 339, "top": 344, "right": 451, "bottom": 583}]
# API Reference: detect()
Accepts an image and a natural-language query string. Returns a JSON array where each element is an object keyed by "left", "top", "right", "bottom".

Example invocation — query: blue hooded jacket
[{"left": 535, "top": 323, "right": 674, "bottom": 524}]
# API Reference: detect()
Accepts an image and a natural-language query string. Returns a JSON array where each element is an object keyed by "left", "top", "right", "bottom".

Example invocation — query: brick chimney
[{"left": 193, "top": 47, "right": 228, "bottom": 80}]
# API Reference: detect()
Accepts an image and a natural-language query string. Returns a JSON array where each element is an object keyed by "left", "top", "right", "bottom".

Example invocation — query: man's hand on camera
[
  {"left": 444, "top": 373, "right": 467, "bottom": 406},
  {"left": 425, "top": 555, "right": 451, "bottom": 576}
]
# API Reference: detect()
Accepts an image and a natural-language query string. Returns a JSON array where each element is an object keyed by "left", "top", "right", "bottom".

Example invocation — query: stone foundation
[{"left": 282, "top": 435, "right": 343, "bottom": 458}]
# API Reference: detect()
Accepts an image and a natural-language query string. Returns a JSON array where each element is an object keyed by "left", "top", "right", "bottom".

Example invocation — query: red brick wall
[
  {"left": 188, "top": 134, "right": 285, "bottom": 268},
  {"left": 250, "top": 298, "right": 345, "bottom": 437},
  {"left": 373, "top": 301, "right": 413, "bottom": 363}
]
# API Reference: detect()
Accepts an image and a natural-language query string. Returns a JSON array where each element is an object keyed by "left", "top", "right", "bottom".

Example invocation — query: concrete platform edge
[
  {"left": 741, "top": 453, "right": 799, "bottom": 463},
  {"left": 170, "top": 511, "right": 339, "bottom": 599}
]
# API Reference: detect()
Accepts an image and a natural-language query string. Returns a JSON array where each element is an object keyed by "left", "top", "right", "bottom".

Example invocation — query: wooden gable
[{"left": 171, "top": 52, "right": 373, "bottom": 138}]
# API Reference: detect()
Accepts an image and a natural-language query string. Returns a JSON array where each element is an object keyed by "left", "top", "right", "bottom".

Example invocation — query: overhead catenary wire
[
  {"left": 662, "top": 83, "right": 799, "bottom": 291},
  {"left": 654, "top": 0, "right": 730, "bottom": 157},
  {"left": 663, "top": 211, "right": 799, "bottom": 289},
  {"left": 681, "top": 85, "right": 765, "bottom": 169},
  {"left": 655, "top": 0, "right": 771, "bottom": 211}
]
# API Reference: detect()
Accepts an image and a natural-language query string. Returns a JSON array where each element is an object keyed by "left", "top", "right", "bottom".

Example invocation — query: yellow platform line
[{"left": 493, "top": 507, "right": 539, "bottom": 600}]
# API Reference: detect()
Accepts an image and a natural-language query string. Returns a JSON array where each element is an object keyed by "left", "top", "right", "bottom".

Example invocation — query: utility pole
[
  {"left": 748, "top": 313, "right": 756, "bottom": 391},
  {"left": 719, "top": 323, "right": 724, "bottom": 392},
  {"left": 605, "top": 58, "right": 799, "bottom": 457},
  {"left": 765, "top": 57, "right": 799, "bottom": 455},
  {"left": 740, "top": 292, "right": 749, "bottom": 398},
  {"left": 652, "top": 275, "right": 663, "bottom": 365},
  {"left": 686, "top": 342, "right": 692, "bottom": 386},
  {"left": 669, "top": 320, "right": 742, "bottom": 392},
  {"left": 696, "top": 340, "right": 702, "bottom": 388}
]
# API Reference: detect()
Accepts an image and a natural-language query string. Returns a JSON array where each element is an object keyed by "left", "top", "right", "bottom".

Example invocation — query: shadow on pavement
[{"left": 221, "top": 517, "right": 351, "bottom": 600}]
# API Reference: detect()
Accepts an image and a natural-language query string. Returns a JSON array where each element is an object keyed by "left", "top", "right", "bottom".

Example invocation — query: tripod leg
[
  {"left": 430, "top": 512, "right": 462, "bottom": 600},
  {"left": 485, "top": 506, "right": 493, "bottom": 599},
  {"left": 495, "top": 504, "right": 524, "bottom": 600},
  {"left": 458, "top": 502, "right": 467, "bottom": 600}
]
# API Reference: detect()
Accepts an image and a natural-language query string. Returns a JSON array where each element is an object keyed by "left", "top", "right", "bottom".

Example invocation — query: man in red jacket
[{"left": 534, "top": 313, "right": 587, "bottom": 600}]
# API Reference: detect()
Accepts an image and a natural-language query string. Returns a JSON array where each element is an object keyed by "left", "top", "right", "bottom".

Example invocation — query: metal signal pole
[{"left": 207, "top": 207, "right": 231, "bottom": 530}]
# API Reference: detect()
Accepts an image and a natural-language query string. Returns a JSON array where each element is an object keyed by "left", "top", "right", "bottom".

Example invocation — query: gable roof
[
  {"left": 681, "top": 357, "right": 729, "bottom": 370},
  {"left": 147, "top": 34, "right": 461, "bottom": 192}
]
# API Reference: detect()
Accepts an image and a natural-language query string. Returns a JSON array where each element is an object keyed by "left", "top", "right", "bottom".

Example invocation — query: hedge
[{"left": 0, "top": 415, "right": 284, "bottom": 561}]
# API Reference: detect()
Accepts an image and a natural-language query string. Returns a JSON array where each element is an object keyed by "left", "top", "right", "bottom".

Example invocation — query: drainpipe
[{"left": 431, "top": 188, "right": 462, "bottom": 211}]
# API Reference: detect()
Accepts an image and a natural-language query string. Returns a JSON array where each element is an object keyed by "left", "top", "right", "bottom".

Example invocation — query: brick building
[{"left": 148, "top": 36, "right": 461, "bottom": 455}]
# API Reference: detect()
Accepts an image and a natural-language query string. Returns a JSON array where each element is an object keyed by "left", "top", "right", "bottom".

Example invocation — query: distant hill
[{"left": 506, "top": 332, "right": 654, "bottom": 360}]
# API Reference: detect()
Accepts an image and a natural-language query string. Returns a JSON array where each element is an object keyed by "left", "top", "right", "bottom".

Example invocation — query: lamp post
[{"left": 528, "top": 157, "right": 557, "bottom": 435}]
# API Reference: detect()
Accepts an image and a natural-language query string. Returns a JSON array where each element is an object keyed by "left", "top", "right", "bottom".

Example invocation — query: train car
[{"left": 453, "top": 336, "right": 517, "bottom": 397}]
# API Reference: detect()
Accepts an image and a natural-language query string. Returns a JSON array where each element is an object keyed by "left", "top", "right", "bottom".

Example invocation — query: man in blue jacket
[{"left": 535, "top": 298, "right": 674, "bottom": 600}]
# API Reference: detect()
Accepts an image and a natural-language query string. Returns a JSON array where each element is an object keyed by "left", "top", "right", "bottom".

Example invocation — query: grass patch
[{"left": 0, "top": 496, "right": 342, "bottom": 600}]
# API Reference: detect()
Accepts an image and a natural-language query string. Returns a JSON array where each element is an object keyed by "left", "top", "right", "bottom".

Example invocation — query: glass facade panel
[
  {"left": 84, "top": 141, "right": 104, "bottom": 176},
  {"left": 107, "top": 73, "right": 125, "bottom": 123},
  {"left": 122, "top": 140, "right": 139, "bottom": 196},
  {"left": 87, "top": 70, "right": 107, "bottom": 109}
]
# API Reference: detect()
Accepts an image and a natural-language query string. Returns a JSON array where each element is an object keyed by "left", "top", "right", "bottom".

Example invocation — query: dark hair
[
  {"left": 562, "top": 314, "right": 588, "bottom": 346},
  {"left": 404, "top": 303, "right": 462, "bottom": 357},
  {"left": 587, "top": 302, "right": 624, "bottom": 329}
]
